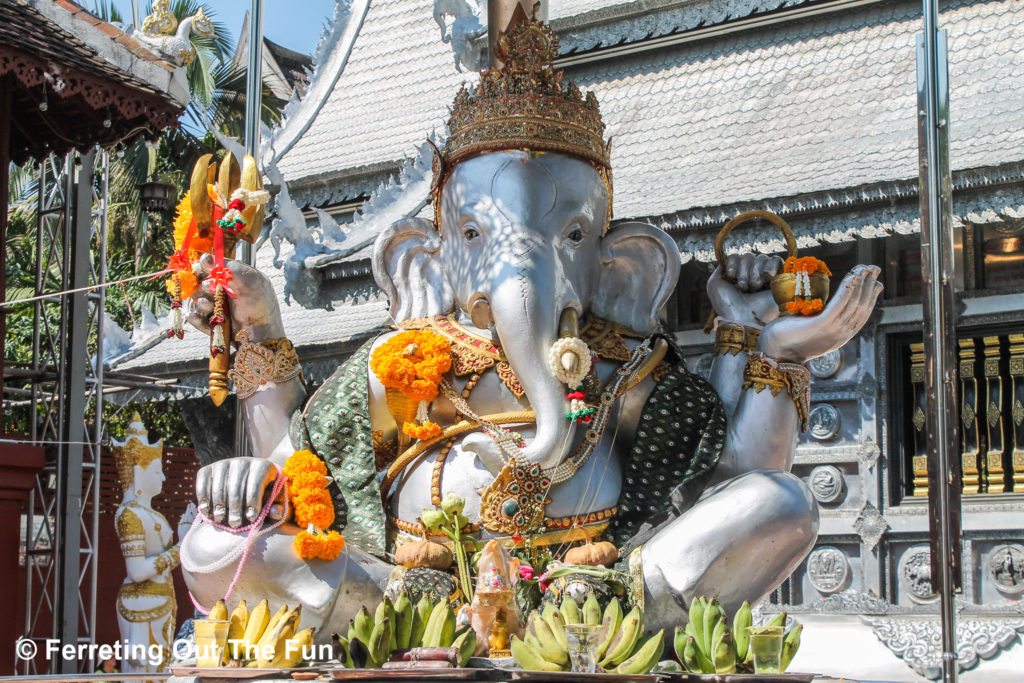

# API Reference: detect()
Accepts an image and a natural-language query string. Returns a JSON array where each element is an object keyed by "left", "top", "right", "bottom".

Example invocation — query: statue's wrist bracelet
[
  {"left": 713, "top": 322, "right": 761, "bottom": 356},
  {"left": 742, "top": 351, "right": 810, "bottom": 432},
  {"left": 228, "top": 331, "right": 304, "bottom": 400},
  {"left": 153, "top": 545, "right": 179, "bottom": 573}
]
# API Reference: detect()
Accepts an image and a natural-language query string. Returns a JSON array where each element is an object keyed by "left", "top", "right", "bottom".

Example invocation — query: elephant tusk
[
  {"left": 558, "top": 308, "right": 579, "bottom": 338},
  {"left": 469, "top": 293, "right": 495, "bottom": 329},
  {"left": 561, "top": 351, "right": 579, "bottom": 374}
]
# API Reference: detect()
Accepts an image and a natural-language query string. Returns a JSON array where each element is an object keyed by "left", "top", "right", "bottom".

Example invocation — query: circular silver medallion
[
  {"left": 809, "top": 349, "right": 842, "bottom": 379},
  {"left": 808, "top": 465, "right": 845, "bottom": 504},
  {"left": 899, "top": 545, "right": 938, "bottom": 603},
  {"left": 988, "top": 544, "right": 1024, "bottom": 595},
  {"left": 808, "top": 404, "right": 841, "bottom": 441},
  {"left": 807, "top": 546, "right": 850, "bottom": 594}
]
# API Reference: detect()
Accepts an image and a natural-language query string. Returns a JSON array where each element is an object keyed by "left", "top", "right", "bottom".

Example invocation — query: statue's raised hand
[
  {"left": 195, "top": 456, "right": 281, "bottom": 527},
  {"left": 185, "top": 254, "right": 284, "bottom": 342},
  {"left": 707, "top": 253, "right": 784, "bottom": 326},
  {"left": 758, "top": 264, "right": 882, "bottom": 363}
]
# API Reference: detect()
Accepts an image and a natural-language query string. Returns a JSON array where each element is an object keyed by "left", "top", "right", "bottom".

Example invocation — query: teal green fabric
[{"left": 290, "top": 338, "right": 386, "bottom": 558}]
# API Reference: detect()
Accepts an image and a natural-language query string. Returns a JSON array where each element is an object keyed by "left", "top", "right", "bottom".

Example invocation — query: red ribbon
[{"left": 209, "top": 221, "right": 237, "bottom": 298}]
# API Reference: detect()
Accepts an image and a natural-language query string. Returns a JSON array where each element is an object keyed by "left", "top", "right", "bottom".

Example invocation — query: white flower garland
[{"left": 548, "top": 336, "right": 592, "bottom": 388}]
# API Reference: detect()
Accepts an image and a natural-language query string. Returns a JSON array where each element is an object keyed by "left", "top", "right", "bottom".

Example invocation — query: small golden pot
[{"left": 771, "top": 271, "right": 830, "bottom": 315}]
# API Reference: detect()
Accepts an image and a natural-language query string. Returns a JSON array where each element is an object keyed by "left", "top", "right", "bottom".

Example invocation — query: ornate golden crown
[
  {"left": 111, "top": 413, "right": 163, "bottom": 492},
  {"left": 432, "top": 19, "right": 613, "bottom": 231}
]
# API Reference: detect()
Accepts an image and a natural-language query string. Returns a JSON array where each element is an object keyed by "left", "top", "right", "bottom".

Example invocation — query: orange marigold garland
[
  {"left": 370, "top": 330, "right": 452, "bottom": 440},
  {"left": 284, "top": 450, "right": 345, "bottom": 560},
  {"left": 783, "top": 256, "right": 831, "bottom": 316}
]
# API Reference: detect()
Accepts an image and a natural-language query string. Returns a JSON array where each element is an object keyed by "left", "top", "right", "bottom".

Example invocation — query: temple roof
[
  {"left": 274, "top": 0, "right": 1024, "bottom": 226},
  {"left": 0, "top": 0, "right": 188, "bottom": 162}
]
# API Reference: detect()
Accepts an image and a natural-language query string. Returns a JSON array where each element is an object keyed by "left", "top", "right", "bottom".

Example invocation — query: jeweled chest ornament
[{"left": 479, "top": 460, "right": 552, "bottom": 536}]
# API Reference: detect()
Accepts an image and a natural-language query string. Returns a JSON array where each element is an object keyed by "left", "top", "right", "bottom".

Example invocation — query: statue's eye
[
  {"left": 463, "top": 225, "right": 480, "bottom": 241},
  {"left": 567, "top": 228, "right": 584, "bottom": 243}
]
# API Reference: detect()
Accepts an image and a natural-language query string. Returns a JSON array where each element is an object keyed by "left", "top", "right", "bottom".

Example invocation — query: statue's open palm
[{"left": 759, "top": 264, "right": 882, "bottom": 362}]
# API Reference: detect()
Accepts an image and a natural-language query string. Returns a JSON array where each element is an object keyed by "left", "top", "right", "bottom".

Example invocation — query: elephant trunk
[{"left": 490, "top": 275, "right": 574, "bottom": 470}]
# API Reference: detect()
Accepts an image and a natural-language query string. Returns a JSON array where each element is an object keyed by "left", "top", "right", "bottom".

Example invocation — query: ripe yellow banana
[
  {"left": 270, "top": 626, "right": 315, "bottom": 668},
  {"left": 256, "top": 610, "right": 298, "bottom": 668},
  {"left": 208, "top": 599, "right": 228, "bottom": 621},
  {"left": 242, "top": 599, "right": 271, "bottom": 659},
  {"left": 257, "top": 604, "right": 290, "bottom": 653},
  {"left": 511, "top": 635, "right": 565, "bottom": 672},
  {"left": 226, "top": 600, "right": 249, "bottom": 661}
]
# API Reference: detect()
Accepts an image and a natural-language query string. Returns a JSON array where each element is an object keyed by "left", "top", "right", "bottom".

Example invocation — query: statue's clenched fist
[
  {"left": 186, "top": 254, "right": 285, "bottom": 342},
  {"left": 707, "top": 253, "right": 784, "bottom": 326},
  {"left": 195, "top": 456, "right": 281, "bottom": 528}
]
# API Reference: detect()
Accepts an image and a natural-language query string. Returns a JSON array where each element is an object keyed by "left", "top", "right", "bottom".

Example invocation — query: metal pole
[
  {"left": 916, "top": 2, "right": 961, "bottom": 682},
  {"left": 54, "top": 148, "right": 95, "bottom": 673},
  {"left": 87, "top": 149, "right": 108, "bottom": 671},
  {"left": 235, "top": 0, "right": 264, "bottom": 458}
]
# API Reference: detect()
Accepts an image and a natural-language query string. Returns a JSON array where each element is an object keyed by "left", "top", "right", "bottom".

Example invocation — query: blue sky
[{"left": 112, "top": 0, "right": 337, "bottom": 55}]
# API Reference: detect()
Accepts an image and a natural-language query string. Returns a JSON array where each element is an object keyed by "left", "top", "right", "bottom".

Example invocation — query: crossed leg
[
  {"left": 640, "top": 469, "right": 818, "bottom": 629},
  {"left": 181, "top": 522, "right": 391, "bottom": 641}
]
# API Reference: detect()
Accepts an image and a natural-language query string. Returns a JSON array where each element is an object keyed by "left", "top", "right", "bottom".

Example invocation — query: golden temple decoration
[
  {"left": 959, "top": 338, "right": 982, "bottom": 494},
  {"left": 140, "top": 0, "right": 177, "bottom": 36},
  {"left": 112, "top": 413, "right": 163, "bottom": 493},
  {"left": 228, "top": 332, "right": 302, "bottom": 400},
  {"left": 433, "top": 19, "right": 613, "bottom": 233},
  {"left": 742, "top": 352, "right": 810, "bottom": 432},
  {"left": 982, "top": 336, "right": 1006, "bottom": 493},
  {"left": 116, "top": 507, "right": 146, "bottom": 558},
  {"left": 399, "top": 315, "right": 525, "bottom": 397},
  {"left": 479, "top": 460, "right": 551, "bottom": 536},
  {"left": 1009, "top": 333, "right": 1024, "bottom": 489},
  {"left": 909, "top": 343, "right": 929, "bottom": 497}
]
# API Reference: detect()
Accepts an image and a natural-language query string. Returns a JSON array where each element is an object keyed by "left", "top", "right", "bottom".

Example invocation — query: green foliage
[
  {"left": 3, "top": 1, "right": 286, "bottom": 449},
  {"left": 102, "top": 399, "right": 192, "bottom": 448}
]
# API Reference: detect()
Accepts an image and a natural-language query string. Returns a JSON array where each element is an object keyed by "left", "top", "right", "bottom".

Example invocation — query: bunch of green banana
[
  {"left": 197, "top": 599, "right": 314, "bottom": 669},
  {"left": 511, "top": 596, "right": 665, "bottom": 675},
  {"left": 674, "top": 598, "right": 802, "bottom": 674},
  {"left": 333, "top": 591, "right": 475, "bottom": 669}
]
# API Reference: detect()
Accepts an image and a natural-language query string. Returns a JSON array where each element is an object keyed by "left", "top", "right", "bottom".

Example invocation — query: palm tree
[{"left": 95, "top": 0, "right": 285, "bottom": 269}]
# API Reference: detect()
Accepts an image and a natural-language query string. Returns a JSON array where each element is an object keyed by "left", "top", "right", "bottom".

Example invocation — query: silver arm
[
  {"left": 707, "top": 261, "right": 883, "bottom": 479},
  {"left": 186, "top": 256, "right": 307, "bottom": 525}
]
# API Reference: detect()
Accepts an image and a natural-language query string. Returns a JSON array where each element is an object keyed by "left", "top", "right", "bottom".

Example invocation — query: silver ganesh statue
[{"left": 180, "top": 15, "right": 881, "bottom": 638}]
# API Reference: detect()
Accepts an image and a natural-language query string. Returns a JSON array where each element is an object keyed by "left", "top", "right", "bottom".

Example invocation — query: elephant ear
[
  {"left": 593, "top": 222, "right": 681, "bottom": 335},
  {"left": 372, "top": 217, "right": 455, "bottom": 322}
]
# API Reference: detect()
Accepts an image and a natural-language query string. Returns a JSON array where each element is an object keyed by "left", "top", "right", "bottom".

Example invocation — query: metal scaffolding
[{"left": 19, "top": 149, "right": 107, "bottom": 675}]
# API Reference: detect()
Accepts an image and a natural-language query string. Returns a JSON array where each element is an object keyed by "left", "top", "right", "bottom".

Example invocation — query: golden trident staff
[{"left": 165, "top": 150, "right": 267, "bottom": 405}]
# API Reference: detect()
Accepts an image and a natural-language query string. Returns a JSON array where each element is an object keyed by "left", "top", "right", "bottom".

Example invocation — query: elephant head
[{"left": 373, "top": 150, "right": 680, "bottom": 469}]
